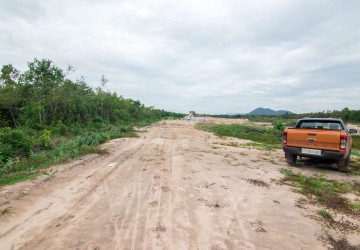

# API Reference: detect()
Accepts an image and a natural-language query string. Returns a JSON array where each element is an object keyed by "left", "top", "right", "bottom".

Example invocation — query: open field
[{"left": 0, "top": 118, "right": 359, "bottom": 249}]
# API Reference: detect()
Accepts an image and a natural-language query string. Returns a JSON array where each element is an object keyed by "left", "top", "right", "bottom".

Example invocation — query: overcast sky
[{"left": 1, "top": 0, "right": 359, "bottom": 114}]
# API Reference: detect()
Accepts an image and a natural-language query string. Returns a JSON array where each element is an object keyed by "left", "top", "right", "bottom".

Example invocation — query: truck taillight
[
  {"left": 282, "top": 131, "right": 287, "bottom": 144},
  {"left": 340, "top": 134, "right": 347, "bottom": 151}
]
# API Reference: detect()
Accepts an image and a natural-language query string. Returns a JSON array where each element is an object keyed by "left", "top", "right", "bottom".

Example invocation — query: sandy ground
[{"left": 0, "top": 118, "right": 359, "bottom": 250}]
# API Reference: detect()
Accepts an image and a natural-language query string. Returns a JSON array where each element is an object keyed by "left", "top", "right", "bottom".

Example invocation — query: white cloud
[{"left": 0, "top": 0, "right": 359, "bottom": 114}]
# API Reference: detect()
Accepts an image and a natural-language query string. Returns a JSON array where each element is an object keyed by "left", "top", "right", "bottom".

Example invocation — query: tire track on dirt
[
  {"left": 110, "top": 136, "right": 167, "bottom": 249},
  {"left": 130, "top": 172, "right": 145, "bottom": 248},
  {"left": 1, "top": 119, "right": 340, "bottom": 249},
  {"left": 142, "top": 173, "right": 158, "bottom": 249},
  {"left": 12, "top": 144, "right": 141, "bottom": 250},
  {"left": 152, "top": 139, "right": 168, "bottom": 249},
  {"left": 136, "top": 136, "right": 167, "bottom": 249}
]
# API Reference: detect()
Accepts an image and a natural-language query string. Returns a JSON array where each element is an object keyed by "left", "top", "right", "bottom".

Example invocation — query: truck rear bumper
[{"left": 283, "top": 146, "right": 346, "bottom": 160}]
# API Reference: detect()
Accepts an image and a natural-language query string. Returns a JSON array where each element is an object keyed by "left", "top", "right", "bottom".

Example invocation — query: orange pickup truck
[{"left": 282, "top": 118, "right": 358, "bottom": 172}]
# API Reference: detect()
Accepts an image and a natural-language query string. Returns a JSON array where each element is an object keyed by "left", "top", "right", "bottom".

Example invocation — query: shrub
[
  {"left": 0, "top": 128, "right": 32, "bottom": 160},
  {"left": 273, "top": 119, "right": 285, "bottom": 131},
  {"left": 42, "top": 129, "right": 52, "bottom": 148}
]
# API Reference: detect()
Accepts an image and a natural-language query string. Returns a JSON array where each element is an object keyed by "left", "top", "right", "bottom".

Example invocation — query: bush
[
  {"left": 51, "top": 121, "right": 67, "bottom": 136},
  {"left": 273, "top": 119, "right": 285, "bottom": 131},
  {"left": 0, "top": 128, "right": 32, "bottom": 160},
  {"left": 42, "top": 129, "right": 52, "bottom": 148},
  {"left": 318, "top": 209, "right": 333, "bottom": 220}
]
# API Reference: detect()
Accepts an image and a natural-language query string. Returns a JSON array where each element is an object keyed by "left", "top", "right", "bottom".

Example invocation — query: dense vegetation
[
  {"left": 285, "top": 108, "right": 360, "bottom": 123},
  {"left": 0, "top": 58, "right": 184, "bottom": 185}
]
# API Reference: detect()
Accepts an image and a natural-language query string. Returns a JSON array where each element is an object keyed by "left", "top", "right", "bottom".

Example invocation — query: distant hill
[{"left": 247, "top": 107, "right": 293, "bottom": 116}]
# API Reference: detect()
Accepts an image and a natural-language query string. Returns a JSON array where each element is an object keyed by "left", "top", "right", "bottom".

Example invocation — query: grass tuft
[
  {"left": 280, "top": 168, "right": 360, "bottom": 215},
  {"left": 349, "top": 156, "right": 360, "bottom": 175},
  {"left": 318, "top": 209, "right": 333, "bottom": 221},
  {"left": 0, "top": 208, "right": 12, "bottom": 217}
]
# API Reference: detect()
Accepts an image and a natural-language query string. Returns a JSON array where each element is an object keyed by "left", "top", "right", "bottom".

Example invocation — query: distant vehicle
[{"left": 282, "top": 118, "right": 357, "bottom": 172}]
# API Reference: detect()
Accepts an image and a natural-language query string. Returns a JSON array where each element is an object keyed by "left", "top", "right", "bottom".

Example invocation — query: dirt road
[{"left": 0, "top": 119, "right": 358, "bottom": 249}]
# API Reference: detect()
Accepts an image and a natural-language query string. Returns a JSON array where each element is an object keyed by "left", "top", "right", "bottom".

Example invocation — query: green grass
[
  {"left": 352, "top": 135, "right": 360, "bottom": 150},
  {"left": 197, "top": 123, "right": 282, "bottom": 144},
  {"left": 280, "top": 168, "right": 360, "bottom": 214},
  {"left": 349, "top": 155, "right": 360, "bottom": 175},
  {"left": 353, "top": 149, "right": 360, "bottom": 157},
  {"left": 351, "top": 202, "right": 360, "bottom": 212},
  {"left": 0, "top": 125, "right": 138, "bottom": 186},
  {"left": 0, "top": 173, "right": 40, "bottom": 186},
  {"left": 318, "top": 209, "right": 333, "bottom": 221}
]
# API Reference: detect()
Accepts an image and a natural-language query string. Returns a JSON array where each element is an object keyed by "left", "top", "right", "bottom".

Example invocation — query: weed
[
  {"left": 351, "top": 202, "right": 360, "bottom": 212},
  {"left": 352, "top": 136, "right": 360, "bottom": 151},
  {"left": 353, "top": 150, "right": 360, "bottom": 157},
  {"left": 0, "top": 208, "right": 11, "bottom": 216},
  {"left": 349, "top": 157, "right": 360, "bottom": 175},
  {"left": 0, "top": 173, "right": 40, "bottom": 186},
  {"left": 280, "top": 168, "right": 360, "bottom": 215},
  {"left": 318, "top": 209, "right": 333, "bottom": 221},
  {"left": 280, "top": 168, "right": 292, "bottom": 178},
  {"left": 79, "top": 146, "right": 108, "bottom": 156}
]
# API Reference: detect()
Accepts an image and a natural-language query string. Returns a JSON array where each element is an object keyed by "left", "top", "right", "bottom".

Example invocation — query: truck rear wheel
[
  {"left": 338, "top": 155, "right": 350, "bottom": 173},
  {"left": 285, "top": 153, "right": 297, "bottom": 165}
]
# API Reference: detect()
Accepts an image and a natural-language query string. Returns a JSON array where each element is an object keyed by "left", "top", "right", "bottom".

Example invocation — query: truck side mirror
[{"left": 349, "top": 129, "right": 358, "bottom": 134}]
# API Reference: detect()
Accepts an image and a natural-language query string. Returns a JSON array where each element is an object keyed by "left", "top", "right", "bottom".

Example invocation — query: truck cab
[{"left": 282, "top": 118, "right": 357, "bottom": 172}]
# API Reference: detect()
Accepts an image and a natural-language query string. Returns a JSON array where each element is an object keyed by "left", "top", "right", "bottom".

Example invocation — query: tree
[
  {"left": 0, "top": 64, "right": 22, "bottom": 126},
  {"left": 0, "top": 64, "right": 20, "bottom": 86}
]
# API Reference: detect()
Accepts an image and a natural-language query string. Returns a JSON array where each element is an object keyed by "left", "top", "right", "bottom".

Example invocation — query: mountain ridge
[{"left": 247, "top": 107, "right": 293, "bottom": 115}]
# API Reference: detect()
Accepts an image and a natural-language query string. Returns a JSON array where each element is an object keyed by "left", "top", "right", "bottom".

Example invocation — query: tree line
[
  {"left": 280, "top": 108, "right": 360, "bottom": 123},
  {"left": 0, "top": 58, "right": 182, "bottom": 129},
  {"left": 0, "top": 59, "right": 183, "bottom": 177},
  {"left": 211, "top": 108, "right": 360, "bottom": 123}
]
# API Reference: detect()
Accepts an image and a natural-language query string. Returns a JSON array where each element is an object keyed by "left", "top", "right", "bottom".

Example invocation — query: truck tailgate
[{"left": 287, "top": 129, "right": 340, "bottom": 151}]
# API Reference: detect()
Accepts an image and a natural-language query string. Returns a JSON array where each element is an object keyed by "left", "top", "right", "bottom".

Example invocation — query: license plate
[{"left": 301, "top": 148, "right": 321, "bottom": 155}]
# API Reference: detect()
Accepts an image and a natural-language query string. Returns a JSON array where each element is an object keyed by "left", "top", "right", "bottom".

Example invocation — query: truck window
[
  {"left": 299, "top": 122, "right": 315, "bottom": 129},
  {"left": 298, "top": 121, "right": 344, "bottom": 130}
]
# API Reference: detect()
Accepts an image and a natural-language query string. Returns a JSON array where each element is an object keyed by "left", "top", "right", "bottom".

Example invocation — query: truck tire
[
  {"left": 338, "top": 155, "right": 350, "bottom": 173},
  {"left": 285, "top": 153, "right": 297, "bottom": 165}
]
